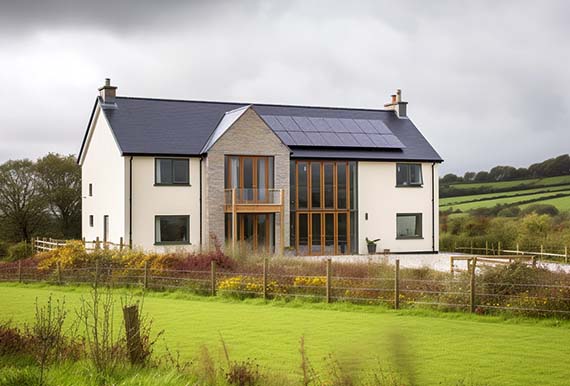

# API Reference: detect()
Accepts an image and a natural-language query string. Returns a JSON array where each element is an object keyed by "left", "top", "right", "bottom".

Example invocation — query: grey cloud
[{"left": 0, "top": 0, "right": 568, "bottom": 175}]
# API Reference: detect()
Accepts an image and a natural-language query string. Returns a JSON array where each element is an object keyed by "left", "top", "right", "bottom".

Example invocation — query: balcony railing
[{"left": 224, "top": 188, "right": 283, "bottom": 206}]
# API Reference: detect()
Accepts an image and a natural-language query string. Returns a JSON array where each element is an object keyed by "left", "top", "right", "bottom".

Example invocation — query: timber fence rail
[
  {"left": 1, "top": 258, "right": 570, "bottom": 318},
  {"left": 447, "top": 241, "right": 569, "bottom": 263},
  {"left": 32, "top": 237, "right": 129, "bottom": 253}
]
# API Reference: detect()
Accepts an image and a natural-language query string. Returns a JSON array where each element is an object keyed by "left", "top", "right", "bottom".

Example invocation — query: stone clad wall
[{"left": 204, "top": 108, "right": 291, "bottom": 251}]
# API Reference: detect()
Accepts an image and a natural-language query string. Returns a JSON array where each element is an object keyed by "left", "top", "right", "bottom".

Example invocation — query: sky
[{"left": 0, "top": 0, "right": 568, "bottom": 175}]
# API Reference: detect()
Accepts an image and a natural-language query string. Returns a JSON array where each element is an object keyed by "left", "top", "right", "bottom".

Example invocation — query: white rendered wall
[
  {"left": 358, "top": 162, "right": 439, "bottom": 254},
  {"left": 81, "top": 108, "right": 126, "bottom": 244},
  {"left": 130, "top": 157, "right": 201, "bottom": 253}
]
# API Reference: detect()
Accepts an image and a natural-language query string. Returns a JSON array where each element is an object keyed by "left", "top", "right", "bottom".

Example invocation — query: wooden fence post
[
  {"left": 394, "top": 259, "right": 400, "bottom": 309},
  {"left": 540, "top": 245, "right": 544, "bottom": 260},
  {"left": 143, "top": 261, "right": 149, "bottom": 290},
  {"left": 470, "top": 257, "right": 477, "bottom": 313},
  {"left": 263, "top": 258, "right": 268, "bottom": 300},
  {"left": 56, "top": 261, "right": 62, "bottom": 285},
  {"left": 485, "top": 241, "right": 488, "bottom": 255},
  {"left": 498, "top": 242, "right": 502, "bottom": 256},
  {"left": 565, "top": 246, "right": 568, "bottom": 264},
  {"left": 120, "top": 237, "right": 124, "bottom": 251},
  {"left": 210, "top": 260, "right": 216, "bottom": 296},
  {"left": 82, "top": 237, "right": 85, "bottom": 247},
  {"left": 95, "top": 237, "right": 100, "bottom": 250},
  {"left": 516, "top": 243, "right": 519, "bottom": 255},
  {"left": 18, "top": 261, "right": 22, "bottom": 283},
  {"left": 326, "top": 258, "right": 332, "bottom": 304},
  {"left": 94, "top": 258, "right": 100, "bottom": 288},
  {"left": 449, "top": 256, "right": 454, "bottom": 274},
  {"left": 123, "top": 305, "right": 144, "bottom": 365}
]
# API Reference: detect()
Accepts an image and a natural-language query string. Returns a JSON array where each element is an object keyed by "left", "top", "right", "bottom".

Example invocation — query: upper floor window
[
  {"left": 396, "top": 163, "right": 422, "bottom": 187},
  {"left": 155, "top": 158, "right": 189, "bottom": 185}
]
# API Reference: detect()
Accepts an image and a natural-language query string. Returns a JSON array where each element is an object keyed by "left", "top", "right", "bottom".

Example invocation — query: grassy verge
[{"left": 2, "top": 283, "right": 570, "bottom": 385}]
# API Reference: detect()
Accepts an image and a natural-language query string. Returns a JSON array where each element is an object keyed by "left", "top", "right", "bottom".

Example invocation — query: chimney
[
  {"left": 98, "top": 78, "right": 117, "bottom": 105},
  {"left": 384, "top": 88, "right": 408, "bottom": 118}
]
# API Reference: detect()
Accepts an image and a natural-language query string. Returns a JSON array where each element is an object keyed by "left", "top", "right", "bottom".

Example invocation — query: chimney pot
[{"left": 391, "top": 95, "right": 397, "bottom": 104}]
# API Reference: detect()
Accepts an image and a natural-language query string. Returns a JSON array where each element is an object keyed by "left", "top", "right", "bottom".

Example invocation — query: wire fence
[{"left": 1, "top": 258, "right": 570, "bottom": 318}]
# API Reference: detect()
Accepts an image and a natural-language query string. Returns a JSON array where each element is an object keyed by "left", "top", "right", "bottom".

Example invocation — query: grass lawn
[
  {"left": 519, "top": 195, "right": 570, "bottom": 212},
  {"left": 2, "top": 283, "right": 570, "bottom": 385}
]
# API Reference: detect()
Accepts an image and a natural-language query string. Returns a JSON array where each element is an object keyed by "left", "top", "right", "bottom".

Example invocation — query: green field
[
  {"left": 2, "top": 283, "right": 570, "bottom": 385},
  {"left": 440, "top": 191, "right": 570, "bottom": 212},
  {"left": 446, "top": 175, "right": 570, "bottom": 191},
  {"left": 440, "top": 185, "right": 570, "bottom": 206},
  {"left": 440, "top": 176, "right": 570, "bottom": 212}
]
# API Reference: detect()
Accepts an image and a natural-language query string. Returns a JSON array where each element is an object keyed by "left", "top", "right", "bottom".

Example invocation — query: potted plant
[{"left": 365, "top": 238, "right": 380, "bottom": 254}]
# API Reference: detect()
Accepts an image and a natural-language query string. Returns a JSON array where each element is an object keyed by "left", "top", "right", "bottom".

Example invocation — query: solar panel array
[{"left": 260, "top": 115, "right": 405, "bottom": 149}]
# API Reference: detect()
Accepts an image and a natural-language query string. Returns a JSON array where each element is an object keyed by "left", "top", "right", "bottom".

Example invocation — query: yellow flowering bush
[
  {"left": 293, "top": 276, "right": 326, "bottom": 287},
  {"left": 218, "top": 275, "right": 287, "bottom": 298},
  {"left": 37, "top": 241, "right": 90, "bottom": 270}
]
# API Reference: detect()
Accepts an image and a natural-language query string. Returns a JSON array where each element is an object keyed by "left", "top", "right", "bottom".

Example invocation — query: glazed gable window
[
  {"left": 396, "top": 163, "right": 422, "bottom": 187},
  {"left": 155, "top": 159, "right": 189, "bottom": 185}
]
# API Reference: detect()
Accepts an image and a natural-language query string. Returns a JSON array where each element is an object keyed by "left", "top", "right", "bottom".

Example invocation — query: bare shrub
[
  {"left": 76, "top": 286, "right": 125, "bottom": 379},
  {"left": 32, "top": 295, "right": 67, "bottom": 386},
  {"left": 221, "top": 335, "right": 260, "bottom": 386}
]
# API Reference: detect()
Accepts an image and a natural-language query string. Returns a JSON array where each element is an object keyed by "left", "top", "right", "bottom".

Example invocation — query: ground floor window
[
  {"left": 225, "top": 213, "right": 275, "bottom": 254},
  {"left": 396, "top": 213, "right": 422, "bottom": 239},
  {"left": 155, "top": 215, "right": 190, "bottom": 244}
]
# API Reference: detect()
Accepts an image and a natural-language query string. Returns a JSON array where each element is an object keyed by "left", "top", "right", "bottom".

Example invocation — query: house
[{"left": 78, "top": 79, "right": 442, "bottom": 256}]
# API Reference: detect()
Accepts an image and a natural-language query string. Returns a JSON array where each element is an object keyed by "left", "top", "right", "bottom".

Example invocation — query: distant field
[
  {"left": 439, "top": 176, "right": 570, "bottom": 213},
  {"left": 441, "top": 191, "right": 570, "bottom": 212},
  {"left": 519, "top": 196, "right": 570, "bottom": 212},
  {"left": 447, "top": 175, "right": 570, "bottom": 191},
  {"left": 440, "top": 185, "right": 570, "bottom": 206}
]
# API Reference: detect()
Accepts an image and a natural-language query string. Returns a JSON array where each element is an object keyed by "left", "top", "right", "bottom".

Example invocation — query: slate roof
[{"left": 82, "top": 96, "right": 442, "bottom": 162}]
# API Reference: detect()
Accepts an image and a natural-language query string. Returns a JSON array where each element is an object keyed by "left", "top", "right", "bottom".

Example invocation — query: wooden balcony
[{"left": 224, "top": 188, "right": 284, "bottom": 213}]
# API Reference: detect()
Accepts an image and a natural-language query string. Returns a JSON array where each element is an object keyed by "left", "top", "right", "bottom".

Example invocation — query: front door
[{"left": 238, "top": 213, "right": 275, "bottom": 254}]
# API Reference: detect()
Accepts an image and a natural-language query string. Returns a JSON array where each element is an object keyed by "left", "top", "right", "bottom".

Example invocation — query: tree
[
  {"left": 0, "top": 159, "right": 47, "bottom": 241},
  {"left": 35, "top": 154, "right": 82, "bottom": 239},
  {"left": 440, "top": 173, "right": 461, "bottom": 184},
  {"left": 474, "top": 171, "right": 491, "bottom": 182},
  {"left": 463, "top": 172, "right": 476, "bottom": 182}
]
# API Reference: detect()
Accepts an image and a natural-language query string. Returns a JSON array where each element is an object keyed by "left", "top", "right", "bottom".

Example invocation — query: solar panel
[
  {"left": 323, "top": 118, "right": 347, "bottom": 133},
  {"left": 292, "top": 116, "right": 318, "bottom": 132},
  {"left": 276, "top": 115, "right": 300, "bottom": 131},
  {"left": 369, "top": 119, "right": 392, "bottom": 134},
  {"left": 352, "top": 133, "right": 375, "bottom": 147},
  {"left": 338, "top": 118, "right": 363, "bottom": 133},
  {"left": 260, "top": 114, "right": 405, "bottom": 149},
  {"left": 354, "top": 119, "right": 376, "bottom": 134}
]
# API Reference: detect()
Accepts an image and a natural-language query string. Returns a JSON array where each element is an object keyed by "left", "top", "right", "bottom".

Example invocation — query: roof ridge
[{"left": 115, "top": 95, "right": 393, "bottom": 113}]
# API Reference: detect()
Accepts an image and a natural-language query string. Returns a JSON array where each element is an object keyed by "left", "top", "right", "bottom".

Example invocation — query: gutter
[
  {"left": 431, "top": 162, "right": 436, "bottom": 253},
  {"left": 129, "top": 156, "right": 133, "bottom": 248},
  {"left": 199, "top": 157, "right": 203, "bottom": 249}
]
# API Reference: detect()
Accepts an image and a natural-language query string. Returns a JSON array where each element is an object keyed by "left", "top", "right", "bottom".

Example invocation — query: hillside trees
[
  {"left": 35, "top": 154, "right": 81, "bottom": 239},
  {"left": 0, "top": 154, "right": 81, "bottom": 242}
]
